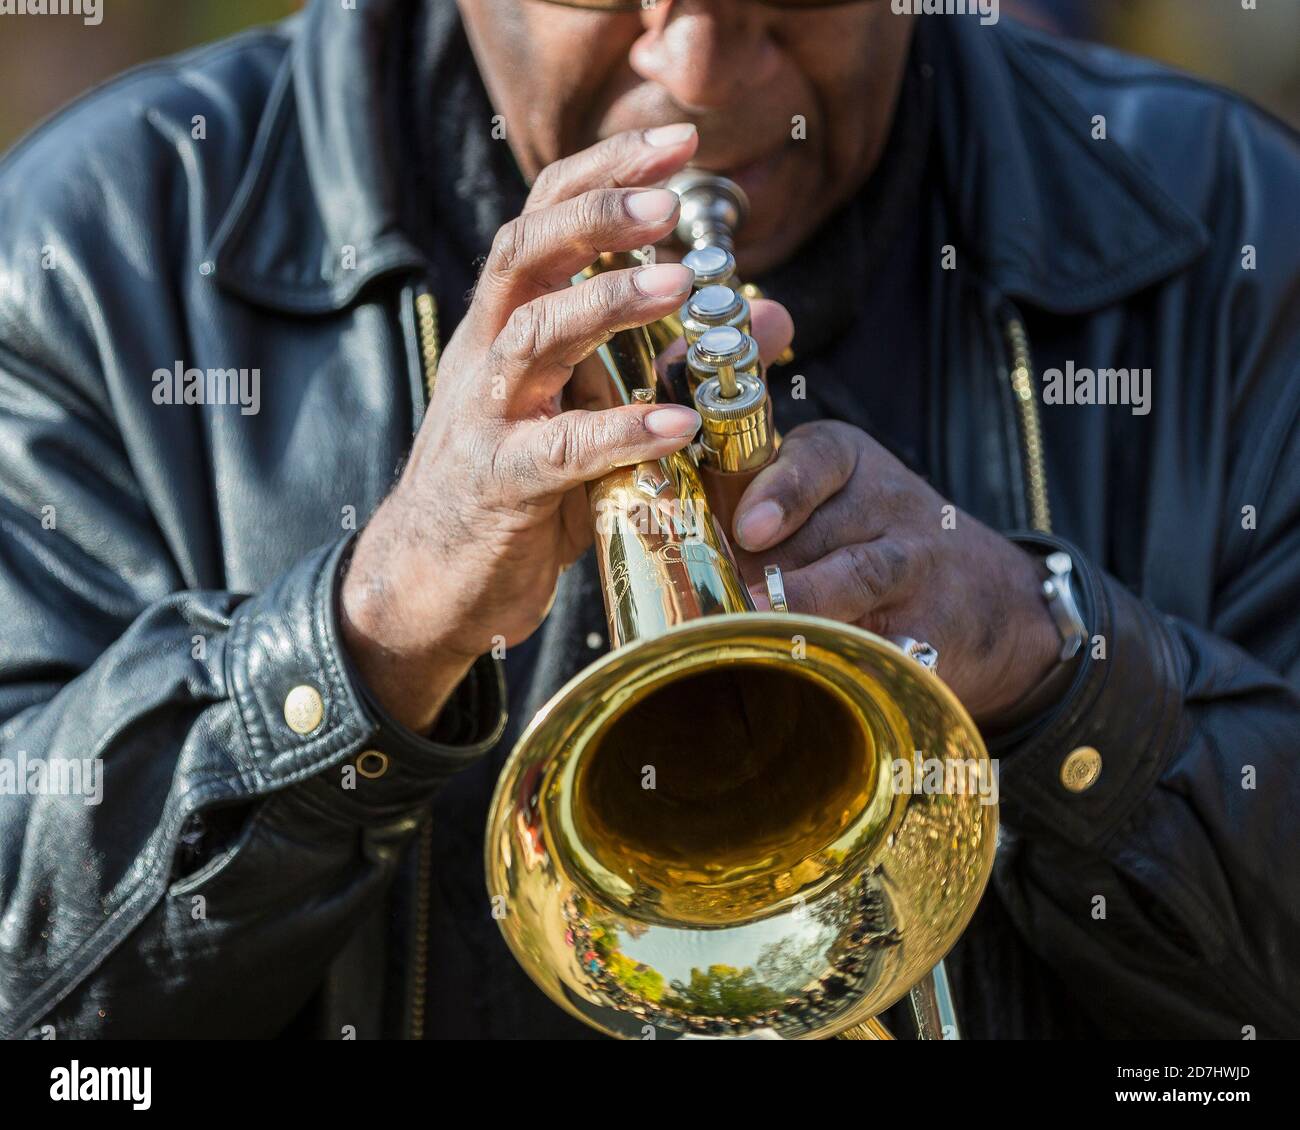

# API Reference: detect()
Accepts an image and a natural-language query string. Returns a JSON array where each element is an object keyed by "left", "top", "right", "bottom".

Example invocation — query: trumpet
[{"left": 484, "top": 172, "right": 996, "bottom": 1040}]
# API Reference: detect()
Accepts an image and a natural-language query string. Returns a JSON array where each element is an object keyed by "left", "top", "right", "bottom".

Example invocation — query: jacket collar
[
  {"left": 208, "top": 4, "right": 1208, "bottom": 317},
  {"left": 925, "top": 16, "right": 1208, "bottom": 314},
  {"left": 206, "top": 0, "right": 427, "bottom": 314}
]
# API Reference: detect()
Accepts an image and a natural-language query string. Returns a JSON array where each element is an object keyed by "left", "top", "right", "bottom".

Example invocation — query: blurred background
[{"left": 0, "top": 0, "right": 1296, "bottom": 154}]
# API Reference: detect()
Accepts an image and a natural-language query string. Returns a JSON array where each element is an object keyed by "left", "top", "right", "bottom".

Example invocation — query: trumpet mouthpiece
[{"left": 668, "top": 171, "right": 750, "bottom": 252}]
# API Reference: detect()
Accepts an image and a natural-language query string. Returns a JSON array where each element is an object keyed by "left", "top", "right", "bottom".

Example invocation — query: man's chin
[
  {"left": 734, "top": 227, "right": 812, "bottom": 280},
  {"left": 737, "top": 192, "right": 824, "bottom": 277}
]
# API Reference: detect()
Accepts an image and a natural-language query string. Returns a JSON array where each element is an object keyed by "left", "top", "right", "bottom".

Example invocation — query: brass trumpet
[{"left": 484, "top": 173, "right": 996, "bottom": 1040}]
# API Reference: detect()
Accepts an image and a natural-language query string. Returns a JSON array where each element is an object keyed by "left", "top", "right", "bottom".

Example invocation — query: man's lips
[
  {"left": 699, "top": 145, "right": 787, "bottom": 200},
  {"left": 691, "top": 146, "right": 779, "bottom": 177}
]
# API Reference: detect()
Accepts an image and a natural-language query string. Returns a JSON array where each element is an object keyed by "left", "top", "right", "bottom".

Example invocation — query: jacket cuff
[
  {"left": 988, "top": 532, "right": 1186, "bottom": 851},
  {"left": 226, "top": 537, "right": 507, "bottom": 820}
]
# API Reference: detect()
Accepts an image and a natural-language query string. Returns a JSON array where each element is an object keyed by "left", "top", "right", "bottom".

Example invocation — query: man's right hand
[{"left": 339, "top": 123, "right": 707, "bottom": 733}]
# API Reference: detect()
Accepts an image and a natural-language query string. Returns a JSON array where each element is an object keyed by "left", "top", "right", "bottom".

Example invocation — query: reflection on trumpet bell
[
  {"left": 485, "top": 613, "right": 996, "bottom": 1040},
  {"left": 570, "top": 659, "right": 882, "bottom": 925}
]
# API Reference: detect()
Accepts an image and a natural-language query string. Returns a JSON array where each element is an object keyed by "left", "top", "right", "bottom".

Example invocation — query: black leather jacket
[{"left": 1, "top": 2, "right": 1297, "bottom": 1040}]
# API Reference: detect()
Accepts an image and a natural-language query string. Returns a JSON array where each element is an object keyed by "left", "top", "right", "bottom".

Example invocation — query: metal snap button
[
  {"left": 1060, "top": 746, "right": 1102, "bottom": 792},
  {"left": 284, "top": 685, "right": 325, "bottom": 735}
]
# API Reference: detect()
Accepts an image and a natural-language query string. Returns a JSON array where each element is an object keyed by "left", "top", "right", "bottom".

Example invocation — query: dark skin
[
  {"left": 460, "top": 0, "right": 912, "bottom": 277},
  {"left": 340, "top": 0, "right": 1060, "bottom": 732}
]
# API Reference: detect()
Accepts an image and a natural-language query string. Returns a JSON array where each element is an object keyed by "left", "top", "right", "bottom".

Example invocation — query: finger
[
  {"left": 497, "top": 403, "right": 702, "bottom": 502},
  {"left": 524, "top": 124, "right": 699, "bottom": 213},
  {"left": 653, "top": 334, "right": 688, "bottom": 382},
  {"left": 472, "top": 187, "right": 686, "bottom": 336},
  {"left": 652, "top": 297, "right": 793, "bottom": 383},
  {"left": 777, "top": 539, "right": 912, "bottom": 623},
  {"left": 731, "top": 422, "right": 860, "bottom": 552},
  {"left": 485, "top": 262, "right": 696, "bottom": 413},
  {"left": 748, "top": 299, "right": 794, "bottom": 370},
  {"left": 742, "top": 490, "right": 883, "bottom": 574},
  {"left": 559, "top": 485, "right": 594, "bottom": 566}
]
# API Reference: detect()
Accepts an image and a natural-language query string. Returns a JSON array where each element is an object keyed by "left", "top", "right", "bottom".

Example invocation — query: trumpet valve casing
[
  {"left": 681, "top": 244, "right": 737, "bottom": 289},
  {"left": 695, "top": 372, "right": 774, "bottom": 473},
  {"left": 680, "top": 283, "right": 752, "bottom": 347}
]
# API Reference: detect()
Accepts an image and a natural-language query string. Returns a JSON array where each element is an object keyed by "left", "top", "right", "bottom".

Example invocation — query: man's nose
[{"left": 629, "top": 1, "right": 775, "bottom": 113}]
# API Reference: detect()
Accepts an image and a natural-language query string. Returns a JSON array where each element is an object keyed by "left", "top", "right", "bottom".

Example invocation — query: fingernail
[
  {"left": 633, "top": 263, "right": 694, "bottom": 298},
  {"left": 644, "top": 122, "right": 696, "bottom": 147},
  {"left": 644, "top": 405, "right": 701, "bottom": 438},
  {"left": 625, "top": 188, "right": 679, "bottom": 223},
  {"left": 735, "top": 500, "right": 783, "bottom": 550}
]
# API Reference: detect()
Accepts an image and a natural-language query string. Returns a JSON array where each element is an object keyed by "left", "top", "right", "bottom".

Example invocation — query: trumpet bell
[{"left": 485, "top": 611, "right": 996, "bottom": 1040}]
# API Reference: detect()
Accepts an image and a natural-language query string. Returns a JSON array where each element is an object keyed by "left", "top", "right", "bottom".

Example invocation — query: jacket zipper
[
  {"left": 408, "top": 812, "right": 434, "bottom": 1040},
  {"left": 414, "top": 289, "right": 442, "bottom": 404},
  {"left": 407, "top": 284, "right": 441, "bottom": 1040},
  {"left": 1003, "top": 315, "right": 1052, "bottom": 534}
]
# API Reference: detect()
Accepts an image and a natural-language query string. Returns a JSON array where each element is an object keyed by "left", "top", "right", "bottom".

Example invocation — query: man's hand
[
  {"left": 340, "top": 124, "right": 714, "bottom": 733},
  {"left": 730, "top": 420, "right": 1062, "bottom": 724}
]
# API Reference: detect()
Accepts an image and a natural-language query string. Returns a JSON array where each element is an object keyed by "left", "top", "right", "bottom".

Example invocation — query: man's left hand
[{"left": 730, "top": 420, "right": 1063, "bottom": 724}]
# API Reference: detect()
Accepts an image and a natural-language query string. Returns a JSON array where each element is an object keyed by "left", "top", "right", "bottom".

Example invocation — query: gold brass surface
[
  {"left": 696, "top": 372, "right": 775, "bottom": 473},
  {"left": 485, "top": 613, "right": 996, "bottom": 1039},
  {"left": 1060, "top": 745, "right": 1102, "bottom": 792},
  {"left": 483, "top": 173, "right": 997, "bottom": 1040}
]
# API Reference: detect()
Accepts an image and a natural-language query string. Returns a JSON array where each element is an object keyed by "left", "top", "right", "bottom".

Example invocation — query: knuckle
[
  {"left": 881, "top": 540, "right": 911, "bottom": 587},
  {"left": 502, "top": 301, "right": 545, "bottom": 362},
  {"left": 876, "top": 471, "right": 917, "bottom": 519},
  {"left": 531, "top": 160, "right": 562, "bottom": 202},
  {"left": 573, "top": 189, "right": 615, "bottom": 239},
  {"left": 477, "top": 429, "right": 519, "bottom": 503},
  {"left": 822, "top": 418, "right": 860, "bottom": 445},
  {"left": 557, "top": 281, "right": 623, "bottom": 362},
  {"left": 610, "top": 409, "right": 644, "bottom": 448},
  {"left": 800, "top": 572, "right": 831, "bottom": 619},
  {"left": 818, "top": 421, "right": 859, "bottom": 472},
  {"left": 603, "top": 132, "right": 643, "bottom": 188},
  {"left": 782, "top": 420, "right": 818, "bottom": 446},
  {"left": 585, "top": 272, "right": 626, "bottom": 325},
  {"left": 922, "top": 537, "right": 944, "bottom": 579},
  {"left": 540, "top": 418, "right": 574, "bottom": 473},
  {"left": 539, "top": 416, "right": 589, "bottom": 475},
  {"left": 846, "top": 542, "right": 907, "bottom": 605},
  {"left": 779, "top": 423, "right": 852, "bottom": 507},
  {"left": 847, "top": 548, "right": 887, "bottom": 605},
  {"left": 799, "top": 512, "right": 839, "bottom": 561},
  {"left": 774, "top": 457, "right": 815, "bottom": 517},
  {"left": 488, "top": 218, "right": 527, "bottom": 276}
]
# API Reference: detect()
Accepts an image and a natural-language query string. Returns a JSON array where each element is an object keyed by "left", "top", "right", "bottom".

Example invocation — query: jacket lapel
[
  {"left": 925, "top": 16, "right": 1208, "bottom": 315},
  {"left": 206, "top": 1, "right": 426, "bottom": 314}
]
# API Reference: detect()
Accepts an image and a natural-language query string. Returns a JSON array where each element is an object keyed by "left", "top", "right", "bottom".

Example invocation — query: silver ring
[
  {"left": 764, "top": 565, "right": 788, "bottom": 614},
  {"left": 890, "top": 636, "right": 939, "bottom": 674}
]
